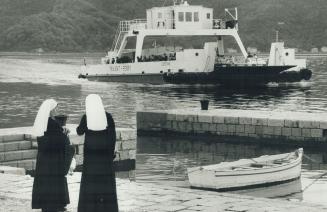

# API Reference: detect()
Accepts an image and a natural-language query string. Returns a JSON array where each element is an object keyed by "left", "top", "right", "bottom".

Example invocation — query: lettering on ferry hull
[
  {"left": 161, "top": 61, "right": 170, "bottom": 66},
  {"left": 110, "top": 65, "right": 131, "bottom": 72}
]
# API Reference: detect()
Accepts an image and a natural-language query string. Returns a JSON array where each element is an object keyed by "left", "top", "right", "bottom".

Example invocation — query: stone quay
[
  {"left": 0, "top": 125, "right": 136, "bottom": 172},
  {"left": 137, "top": 109, "right": 327, "bottom": 146},
  {"left": 0, "top": 172, "right": 327, "bottom": 212}
]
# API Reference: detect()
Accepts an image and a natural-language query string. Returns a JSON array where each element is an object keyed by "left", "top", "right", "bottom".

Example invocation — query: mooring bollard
[{"left": 200, "top": 100, "right": 209, "bottom": 110}]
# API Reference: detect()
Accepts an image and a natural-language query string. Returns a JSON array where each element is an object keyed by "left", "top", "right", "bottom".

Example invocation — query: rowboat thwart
[{"left": 187, "top": 148, "right": 303, "bottom": 191}]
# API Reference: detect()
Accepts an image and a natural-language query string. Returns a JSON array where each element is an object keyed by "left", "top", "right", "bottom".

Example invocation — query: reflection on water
[{"left": 136, "top": 135, "right": 327, "bottom": 205}]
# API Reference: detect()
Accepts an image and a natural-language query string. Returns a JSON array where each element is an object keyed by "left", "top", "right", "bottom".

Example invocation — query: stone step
[
  {"left": 0, "top": 149, "right": 37, "bottom": 163},
  {"left": 0, "top": 134, "right": 25, "bottom": 143},
  {"left": 0, "top": 166, "right": 26, "bottom": 175},
  {"left": 0, "top": 159, "right": 36, "bottom": 171},
  {"left": 0, "top": 140, "right": 32, "bottom": 152}
]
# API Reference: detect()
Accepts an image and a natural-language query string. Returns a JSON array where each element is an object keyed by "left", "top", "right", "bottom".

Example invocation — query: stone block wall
[
  {"left": 0, "top": 125, "right": 136, "bottom": 170},
  {"left": 137, "top": 109, "right": 327, "bottom": 144}
]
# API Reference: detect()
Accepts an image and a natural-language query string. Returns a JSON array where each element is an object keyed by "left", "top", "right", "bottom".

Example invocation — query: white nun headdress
[
  {"left": 86, "top": 94, "right": 107, "bottom": 131},
  {"left": 32, "top": 99, "right": 58, "bottom": 137}
]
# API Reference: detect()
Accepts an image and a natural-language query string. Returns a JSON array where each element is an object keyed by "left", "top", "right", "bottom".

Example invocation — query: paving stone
[
  {"left": 163, "top": 120, "right": 172, "bottom": 130},
  {"left": 122, "top": 140, "right": 136, "bottom": 150},
  {"left": 268, "top": 119, "right": 285, "bottom": 127},
  {"left": 291, "top": 128, "right": 302, "bottom": 137},
  {"left": 311, "top": 129, "right": 323, "bottom": 138},
  {"left": 128, "top": 150, "right": 136, "bottom": 159},
  {"left": 239, "top": 117, "right": 252, "bottom": 125},
  {"left": 235, "top": 125, "right": 245, "bottom": 133},
  {"left": 285, "top": 120, "right": 299, "bottom": 128},
  {"left": 252, "top": 118, "right": 268, "bottom": 126},
  {"left": 227, "top": 125, "right": 236, "bottom": 133},
  {"left": 299, "top": 120, "right": 320, "bottom": 129},
  {"left": 18, "top": 141, "right": 32, "bottom": 150},
  {"left": 21, "top": 150, "right": 37, "bottom": 160},
  {"left": 17, "top": 160, "right": 35, "bottom": 170},
  {"left": 201, "top": 123, "right": 210, "bottom": 132},
  {"left": 166, "top": 113, "right": 176, "bottom": 121},
  {"left": 255, "top": 126, "right": 264, "bottom": 135},
  {"left": 198, "top": 115, "right": 212, "bottom": 123},
  {"left": 244, "top": 125, "right": 256, "bottom": 134},
  {"left": 115, "top": 141, "right": 122, "bottom": 152},
  {"left": 319, "top": 121, "right": 327, "bottom": 129},
  {"left": 186, "top": 122, "right": 193, "bottom": 132},
  {"left": 120, "top": 130, "right": 136, "bottom": 141},
  {"left": 212, "top": 116, "right": 224, "bottom": 124},
  {"left": 4, "top": 142, "right": 20, "bottom": 152},
  {"left": 193, "top": 123, "right": 202, "bottom": 132},
  {"left": 186, "top": 114, "right": 198, "bottom": 122},
  {"left": 217, "top": 124, "right": 228, "bottom": 133},
  {"left": 4, "top": 151, "right": 22, "bottom": 161},
  {"left": 178, "top": 122, "right": 188, "bottom": 132},
  {"left": 1, "top": 134, "right": 25, "bottom": 142},
  {"left": 273, "top": 127, "right": 282, "bottom": 136},
  {"left": 225, "top": 117, "right": 239, "bottom": 124},
  {"left": 0, "top": 166, "right": 25, "bottom": 175},
  {"left": 302, "top": 128, "right": 312, "bottom": 137},
  {"left": 263, "top": 126, "right": 274, "bottom": 135},
  {"left": 282, "top": 127, "right": 292, "bottom": 136},
  {"left": 0, "top": 153, "right": 4, "bottom": 162}
]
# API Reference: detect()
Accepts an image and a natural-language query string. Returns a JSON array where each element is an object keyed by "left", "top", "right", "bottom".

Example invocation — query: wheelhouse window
[
  {"left": 178, "top": 12, "right": 184, "bottom": 22},
  {"left": 158, "top": 12, "right": 162, "bottom": 19},
  {"left": 207, "top": 13, "right": 211, "bottom": 19},
  {"left": 186, "top": 12, "right": 192, "bottom": 22},
  {"left": 194, "top": 12, "right": 199, "bottom": 22}
]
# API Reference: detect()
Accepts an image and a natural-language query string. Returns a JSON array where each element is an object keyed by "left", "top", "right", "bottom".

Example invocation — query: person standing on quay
[
  {"left": 77, "top": 94, "right": 118, "bottom": 212},
  {"left": 32, "top": 99, "right": 72, "bottom": 212}
]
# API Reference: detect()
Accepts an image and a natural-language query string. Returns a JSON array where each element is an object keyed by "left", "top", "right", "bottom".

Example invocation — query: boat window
[
  {"left": 158, "top": 12, "right": 162, "bottom": 19},
  {"left": 186, "top": 12, "right": 192, "bottom": 22},
  {"left": 194, "top": 12, "right": 199, "bottom": 22},
  {"left": 207, "top": 13, "right": 211, "bottom": 19},
  {"left": 178, "top": 12, "right": 184, "bottom": 22}
]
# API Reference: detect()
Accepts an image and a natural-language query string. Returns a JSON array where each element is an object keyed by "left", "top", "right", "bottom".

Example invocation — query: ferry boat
[{"left": 78, "top": 0, "right": 312, "bottom": 86}]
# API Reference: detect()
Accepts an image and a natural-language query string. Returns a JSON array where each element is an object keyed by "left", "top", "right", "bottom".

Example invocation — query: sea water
[{"left": 0, "top": 53, "right": 327, "bottom": 206}]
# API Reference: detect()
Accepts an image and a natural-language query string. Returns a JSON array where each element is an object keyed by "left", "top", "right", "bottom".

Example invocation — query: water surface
[{"left": 0, "top": 54, "right": 327, "bottom": 206}]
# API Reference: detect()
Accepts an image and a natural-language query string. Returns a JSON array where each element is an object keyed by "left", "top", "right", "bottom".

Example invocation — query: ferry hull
[
  {"left": 82, "top": 73, "right": 164, "bottom": 84},
  {"left": 80, "top": 65, "right": 312, "bottom": 86}
]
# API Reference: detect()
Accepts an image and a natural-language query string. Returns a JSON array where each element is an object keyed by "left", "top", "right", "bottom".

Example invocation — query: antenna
[{"left": 275, "top": 22, "right": 284, "bottom": 42}]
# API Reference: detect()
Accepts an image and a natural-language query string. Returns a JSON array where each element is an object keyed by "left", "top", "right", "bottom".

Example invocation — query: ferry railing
[
  {"left": 120, "top": 19, "right": 147, "bottom": 32},
  {"left": 110, "top": 19, "right": 147, "bottom": 52},
  {"left": 213, "top": 19, "right": 225, "bottom": 29}
]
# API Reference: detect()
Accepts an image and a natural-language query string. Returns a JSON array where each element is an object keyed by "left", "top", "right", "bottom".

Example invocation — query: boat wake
[{"left": 0, "top": 58, "right": 83, "bottom": 85}]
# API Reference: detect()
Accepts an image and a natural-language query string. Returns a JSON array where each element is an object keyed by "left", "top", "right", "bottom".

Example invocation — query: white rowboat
[{"left": 187, "top": 148, "right": 303, "bottom": 191}]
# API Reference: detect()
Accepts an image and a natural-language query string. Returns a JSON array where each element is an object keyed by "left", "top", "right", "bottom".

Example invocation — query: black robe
[
  {"left": 77, "top": 112, "right": 118, "bottom": 212},
  {"left": 32, "top": 118, "right": 71, "bottom": 210}
]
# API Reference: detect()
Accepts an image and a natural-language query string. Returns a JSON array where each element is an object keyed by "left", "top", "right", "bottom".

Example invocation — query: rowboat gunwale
[{"left": 187, "top": 148, "right": 303, "bottom": 191}]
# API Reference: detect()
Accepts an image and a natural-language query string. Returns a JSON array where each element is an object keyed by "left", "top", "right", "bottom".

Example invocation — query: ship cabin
[
  {"left": 103, "top": 1, "right": 247, "bottom": 66},
  {"left": 146, "top": 2, "right": 214, "bottom": 30}
]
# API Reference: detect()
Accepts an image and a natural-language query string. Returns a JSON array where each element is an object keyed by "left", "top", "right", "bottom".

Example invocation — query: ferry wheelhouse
[{"left": 79, "top": 0, "right": 312, "bottom": 86}]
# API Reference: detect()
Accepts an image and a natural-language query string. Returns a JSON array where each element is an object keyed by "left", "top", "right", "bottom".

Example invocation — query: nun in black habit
[
  {"left": 77, "top": 94, "right": 118, "bottom": 212},
  {"left": 32, "top": 99, "right": 72, "bottom": 212}
]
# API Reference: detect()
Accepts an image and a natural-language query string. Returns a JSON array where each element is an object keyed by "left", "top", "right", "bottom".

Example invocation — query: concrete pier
[
  {"left": 0, "top": 125, "right": 136, "bottom": 171},
  {"left": 137, "top": 109, "right": 327, "bottom": 145},
  {"left": 0, "top": 172, "right": 327, "bottom": 212}
]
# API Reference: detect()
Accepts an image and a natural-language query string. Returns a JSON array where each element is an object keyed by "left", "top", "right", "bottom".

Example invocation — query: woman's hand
[{"left": 63, "top": 127, "right": 70, "bottom": 135}]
